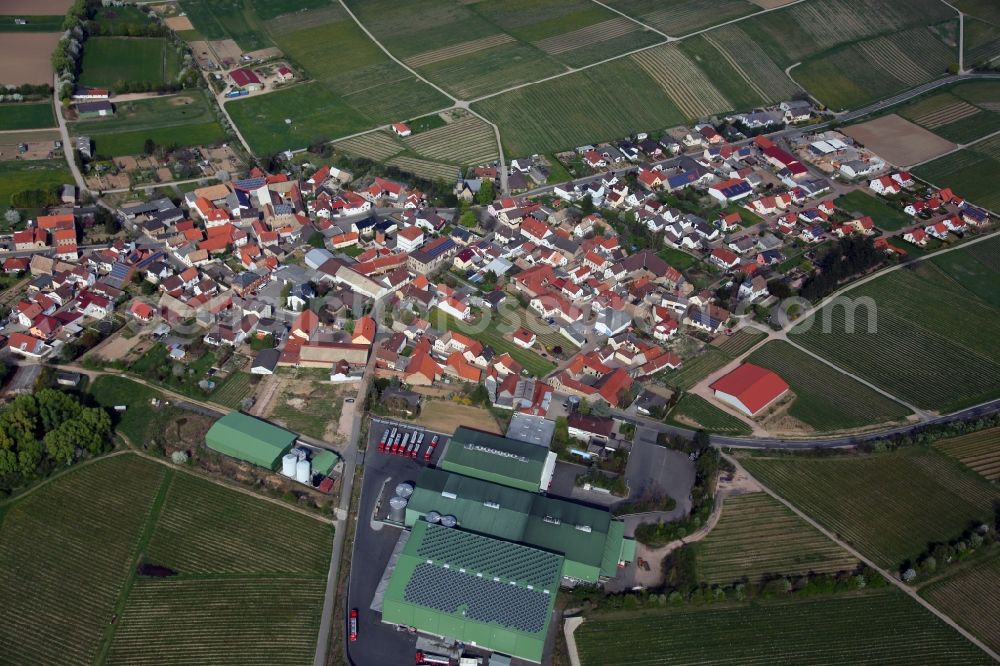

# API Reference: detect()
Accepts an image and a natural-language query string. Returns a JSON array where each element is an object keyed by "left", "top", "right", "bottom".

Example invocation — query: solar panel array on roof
[
  {"left": 416, "top": 523, "right": 560, "bottom": 588},
  {"left": 404, "top": 564, "right": 550, "bottom": 634},
  {"left": 234, "top": 176, "right": 266, "bottom": 191}
]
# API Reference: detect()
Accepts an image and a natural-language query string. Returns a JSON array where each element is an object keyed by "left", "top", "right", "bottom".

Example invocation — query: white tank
[
  {"left": 295, "top": 458, "right": 311, "bottom": 484},
  {"left": 440, "top": 515, "right": 457, "bottom": 528},
  {"left": 388, "top": 496, "right": 408, "bottom": 523},
  {"left": 425, "top": 511, "right": 441, "bottom": 524},
  {"left": 395, "top": 482, "right": 414, "bottom": 498},
  {"left": 281, "top": 453, "right": 298, "bottom": 478}
]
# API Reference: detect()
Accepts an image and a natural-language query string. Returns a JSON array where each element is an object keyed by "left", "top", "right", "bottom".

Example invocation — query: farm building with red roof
[{"left": 710, "top": 363, "right": 789, "bottom": 417}]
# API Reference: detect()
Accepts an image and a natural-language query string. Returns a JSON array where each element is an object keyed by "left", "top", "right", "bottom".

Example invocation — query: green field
[
  {"left": 661, "top": 346, "right": 729, "bottom": 391},
  {"left": 835, "top": 190, "right": 912, "bottom": 231},
  {"left": 90, "top": 375, "right": 164, "bottom": 445},
  {"left": 0, "top": 102, "right": 54, "bottom": 129},
  {"left": 0, "top": 453, "right": 331, "bottom": 665},
  {"left": 433, "top": 310, "right": 556, "bottom": 378},
  {"left": 178, "top": 0, "right": 272, "bottom": 50},
  {"left": 737, "top": 0, "right": 954, "bottom": 69},
  {"left": 79, "top": 37, "right": 176, "bottom": 89},
  {"left": 0, "top": 15, "right": 63, "bottom": 31},
  {"left": 92, "top": 5, "right": 155, "bottom": 33},
  {"left": 897, "top": 82, "right": 1000, "bottom": 144},
  {"left": 921, "top": 554, "right": 1000, "bottom": 656},
  {"left": 790, "top": 243, "right": 1000, "bottom": 412},
  {"left": 70, "top": 92, "right": 228, "bottom": 156},
  {"left": 210, "top": 371, "right": 255, "bottom": 409},
  {"left": 473, "top": 58, "right": 687, "bottom": 156},
  {"left": 914, "top": 135, "right": 1000, "bottom": 210},
  {"left": 605, "top": 0, "right": 756, "bottom": 36},
  {"left": 667, "top": 394, "right": 751, "bottom": 435},
  {"left": 741, "top": 449, "right": 1000, "bottom": 569},
  {"left": 934, "top": 427, "right": 1000, "bottom": 480},
  {"left": 0, "top": 159, "right": 71, "bottom": 211},
  {"left": 145, "top": 471, "right": 331, "bottom": 575},
  {"left": 794, "top": 25, "right": 956, "bottom": 111},
  {"left": 747, "top": 341, "right": 911, "bottom": 431},
  {"left": 715, "top": 328, "right": 766, "bottom": 357},
  {"left": 693, "top": 492, "right": 858, "bottom": 584},
  {"left": 575, "top": 588, "right": 992, "bottom": 665},
  {"left": 228, "top": 9, "right": 451, "bottom": 154}
]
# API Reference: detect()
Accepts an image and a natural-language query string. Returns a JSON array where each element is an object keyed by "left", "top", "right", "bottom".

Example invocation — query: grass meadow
[
  {"left": 0, "top": 102, "right": 54, "bottom": 129},
  {"left": 666, "top": 394, "right": 751, "bottom": 435},
  {"left": 835, "top": 190, "right": 912, "bottom": 231},
  {"left": 79, "top": 37, "right": 175, "bottom": 89},
  {"left": 0, "top": 159, "right": 70, "bottom": 211}
]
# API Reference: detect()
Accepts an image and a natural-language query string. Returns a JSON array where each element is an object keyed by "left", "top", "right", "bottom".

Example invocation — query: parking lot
[{"left": 346, "top": 418, "right": 451, "bottom": 666}]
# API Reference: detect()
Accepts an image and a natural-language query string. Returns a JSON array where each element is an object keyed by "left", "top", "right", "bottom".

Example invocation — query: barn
[
  {"left": 710, "top": 363, "right": 789, "bottom": 417},
  {"left": 205, "top": 412, "right": 297, "bottom": 470}
]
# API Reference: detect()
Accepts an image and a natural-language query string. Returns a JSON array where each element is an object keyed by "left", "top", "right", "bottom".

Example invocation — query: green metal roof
[
  {"left": 311, "top": 449, "right": 339, "bottom": 475},
  {"left": 205, "top": 412, "right": 297, "bottom": 470},
  {"left": 382, "top": 521, "right": 559, "bottom": 663},
  {"left": 407, "top": 468, "right": 631, "bottom": 581},
  {"left": 440, "top": 427, "right": 550, "bottom": 492}
]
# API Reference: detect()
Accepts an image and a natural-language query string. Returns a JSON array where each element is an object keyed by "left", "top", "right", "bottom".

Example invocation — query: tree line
[
  {"left": 798, "top": 236, "right": 887, "bottom": 302},
  {"left": 0, "top": 390, "right": 112, "bottom": 496}
]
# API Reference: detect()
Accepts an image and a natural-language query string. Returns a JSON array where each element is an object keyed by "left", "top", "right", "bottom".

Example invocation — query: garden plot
[
  {"left": 404, "top": 33, "right": 515, "bottom": 68},
  {"left": 532, "top": 17, "right": 638, "bottom": 55},
  {"left": 631, "top": 44, "right": 730, "bottom": 118},
  {"left": 388, "top": 156, "right": 462, "bottom": 181},
  {"left": 334, "top": 130, "right": 406, "bottom": 161},
  {"left": 403, "top": 115, "right": 499, "bottom": 166}
]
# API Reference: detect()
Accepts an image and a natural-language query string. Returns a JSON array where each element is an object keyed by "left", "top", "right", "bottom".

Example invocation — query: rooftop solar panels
[
  {"left": 416, "top": 523, "right": 561, "bottom": 589},
  {"left": 404, "top": 563, "right": 550, "bottom": 634}
]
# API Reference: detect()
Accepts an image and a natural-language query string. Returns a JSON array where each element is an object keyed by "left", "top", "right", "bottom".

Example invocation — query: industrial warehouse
[{"left": 372, "top": 427, "right": 635, "bottom": 663}]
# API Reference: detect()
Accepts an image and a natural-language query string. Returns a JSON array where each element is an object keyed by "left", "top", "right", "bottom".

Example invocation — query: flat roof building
[
  {"left": 382, "top": 521, "right": 560, "bottom": 663},
  {"left": 406, "top": 467, "right": 634, "bottom": 583},
  {"left": 205, "top": 412, "right": 297, "bottom": 469},
  {"left": 440, "top": 426, "right": 556, "bottom": 493}
]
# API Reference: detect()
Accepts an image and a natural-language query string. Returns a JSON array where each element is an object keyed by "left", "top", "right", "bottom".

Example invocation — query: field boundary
[
  {"left": 727, "top": 453, "right": 1000, "bottom": 662},
  {"left": 94, "top": 466, "right": 175, "bottom": 663}
]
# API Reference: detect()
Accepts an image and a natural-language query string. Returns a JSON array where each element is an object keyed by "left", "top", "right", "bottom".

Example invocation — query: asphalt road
[
  {"left": 345, "top": 419, "right": 450, "bottom": 666},
  {"left": 610, "top": 397, "right": 1000, "bottom": 450}
]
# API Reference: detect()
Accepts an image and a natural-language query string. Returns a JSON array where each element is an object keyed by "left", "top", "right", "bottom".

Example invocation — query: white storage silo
[
  {"left": 440, "top": 515, "right": 457, "bottom": 528},
  {"left": 281, "top": 453, "right": 298, "bottom": 478},
  {"left": 425, "top": 510, "right": 441, "bottom": 524},
  {"left": 395, "top": 482, "right": 414, "bottom": 499},
  {"left": 388, "top": 496, "right": 408, "bottom": 523},
  {"left": 295, "top": 458, "right": 311, "bottom": 484}
]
